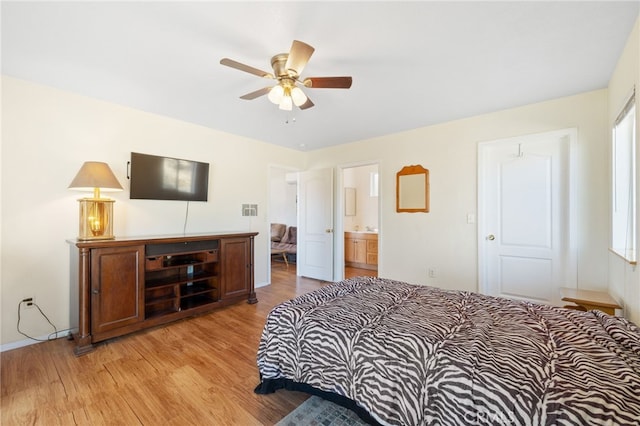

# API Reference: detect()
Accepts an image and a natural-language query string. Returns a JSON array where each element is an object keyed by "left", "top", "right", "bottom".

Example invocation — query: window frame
[{"left": 611, "top": 90, "right": 637, "bottom": 264}]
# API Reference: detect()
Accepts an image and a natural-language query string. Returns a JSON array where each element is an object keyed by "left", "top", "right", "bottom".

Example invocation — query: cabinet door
[
  {"left": 345, "top": 238, "right": 356, "bottom": 262},
  {"left": 91, "top": 245, "right": 144, "bottom": 336},
  {"left": 346, "top": 238, "right": 367, "bottom": 264},
  {"left": 220, "top": 237, "right": 250, "bottom": 299},
  {"left": 366, "top": 240, "right": 378, "bottom": 266},
  {"left": 354, "top": 239, "right": 367, "bottom": 263}
]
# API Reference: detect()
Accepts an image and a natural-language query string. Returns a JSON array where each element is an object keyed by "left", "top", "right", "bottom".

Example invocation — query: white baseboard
[{"left": 1, "top": 331, "right": 73, "bottom": 353}]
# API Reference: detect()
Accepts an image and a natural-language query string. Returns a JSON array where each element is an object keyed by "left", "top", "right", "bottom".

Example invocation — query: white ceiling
[{"left": 2, "top": 1, "right": 638, "bottom": 151}]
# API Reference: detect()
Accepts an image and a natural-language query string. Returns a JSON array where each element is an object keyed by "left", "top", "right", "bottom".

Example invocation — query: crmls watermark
[{"left": 464, "top": 410, "right": 516, "bottom": 425}]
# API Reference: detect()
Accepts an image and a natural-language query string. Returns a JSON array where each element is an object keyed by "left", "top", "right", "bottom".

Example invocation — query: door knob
[
  {"left": 487, "top": 234, "right": 495, "bottom": 241},
  {"left": 325, "top": 229, "right": 333, "bottom": 233}
]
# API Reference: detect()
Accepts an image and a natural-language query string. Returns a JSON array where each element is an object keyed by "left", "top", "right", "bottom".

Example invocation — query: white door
[
  {"left": 298, "top": 168, "right": 334, "bottom": 281},
  {"left": 478, "top": 129, "right": 576, "bottom": 306}
]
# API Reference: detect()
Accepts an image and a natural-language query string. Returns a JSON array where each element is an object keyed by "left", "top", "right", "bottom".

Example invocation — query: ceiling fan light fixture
[
  {"left": 291, "top": 86, "right": 308, "bottom": 107},
  {"left": 268, "top": 85, "right": 284, "bottom": 104},
  {"left": 279, "top": 97, "right": 293, "bottom": 111},
  {"left": 280, "top": 87, "right": 293, "bottom": 111},
  {"left": 221, "top": 40, "right": 352, "bottom": 111}
]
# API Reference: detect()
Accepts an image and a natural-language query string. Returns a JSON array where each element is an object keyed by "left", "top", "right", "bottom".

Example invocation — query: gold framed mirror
[{"left": 396, "top": 165, "right": 429, "bottom": 213}]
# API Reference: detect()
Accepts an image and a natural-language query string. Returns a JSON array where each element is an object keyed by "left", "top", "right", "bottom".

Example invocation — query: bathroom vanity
[{"left": 344, "top": 231, "right": 378, "bottom": 270}]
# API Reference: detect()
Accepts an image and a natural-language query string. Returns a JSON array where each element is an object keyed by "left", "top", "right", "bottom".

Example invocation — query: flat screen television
[{"left": 129, "top": 152, "right": 209, "bottom": 201}]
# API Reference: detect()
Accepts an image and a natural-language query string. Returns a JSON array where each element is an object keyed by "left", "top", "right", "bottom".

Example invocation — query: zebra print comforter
[{"left": 256, "top": 277, "right": 640, "bottom": 426}]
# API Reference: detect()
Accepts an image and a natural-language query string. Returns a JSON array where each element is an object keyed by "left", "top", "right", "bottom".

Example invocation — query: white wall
[
  {"left": 0, "top": 76, "right": 305, "bottom": 347},
  {"left": 608, "top": 17, "right": 640, "bottom": 325},
  {"left": 309, "top": 90, "right": 609, "bottom": 298}
]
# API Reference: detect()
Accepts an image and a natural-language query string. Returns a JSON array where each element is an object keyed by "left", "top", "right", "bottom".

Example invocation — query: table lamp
[{"left": 68, "top": 161, "right": 123, "bottom": 240}]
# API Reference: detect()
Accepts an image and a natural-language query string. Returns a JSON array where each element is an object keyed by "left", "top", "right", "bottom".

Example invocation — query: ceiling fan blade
[
  {"left": 285, "top": 40, "right": 315, "bottom": 76},
  {"left": 239, "top": 87, "right": 272, "bottom": 100},
  {"left": 299, "top": 97, "right": 314, "bottom": 110},
  {"left": 220, "top": 58, "right": 274, "bottom": 79},
  {"left": 303, "top": 76, "right": 353, "bottom": 89}
]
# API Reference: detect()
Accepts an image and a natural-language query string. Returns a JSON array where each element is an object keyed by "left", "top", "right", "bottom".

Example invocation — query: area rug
[{"left": 276, "top": 395, "right": 369, "bottom": 425}]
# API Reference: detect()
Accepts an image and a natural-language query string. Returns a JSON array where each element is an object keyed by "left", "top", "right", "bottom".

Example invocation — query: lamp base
[{"left": 77, "top": 198, "right": 115, "bottom": 241}]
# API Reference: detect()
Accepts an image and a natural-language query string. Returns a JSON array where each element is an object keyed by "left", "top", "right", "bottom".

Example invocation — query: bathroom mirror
[{"left": 396, "top": 165, "right": 429, "bottom": 213}]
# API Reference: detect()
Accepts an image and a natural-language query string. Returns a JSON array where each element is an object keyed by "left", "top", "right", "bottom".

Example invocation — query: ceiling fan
[{"left": 220, "top": 40, "right": 352, "bottom": 111}]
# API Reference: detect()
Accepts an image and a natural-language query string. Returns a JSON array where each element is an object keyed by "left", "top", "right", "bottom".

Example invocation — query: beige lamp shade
[
  {"left": 68, "top": 161, "right": 123, "bottom": 197},
  {"left": 68, "top": 161, "right": 123, "bottom": 241}
]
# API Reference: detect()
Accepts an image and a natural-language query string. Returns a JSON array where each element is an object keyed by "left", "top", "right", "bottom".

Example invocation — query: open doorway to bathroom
[
  {"left": 268, "top": 166, "right": 298, "bottom": 281},
  {"left": 343, "top": 164, "right": 379, "bottom": 278}
]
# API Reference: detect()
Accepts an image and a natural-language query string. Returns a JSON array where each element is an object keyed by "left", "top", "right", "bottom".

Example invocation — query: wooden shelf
[
  {"left": 146, "top": 294, "right": 177, "bottom": 306},
  {"left": 180, "top": 295, "right": 217, "bottom": 310},
  {"left": 181, "top": 284, "right": 216, "bottom": 298},
  {"left": 145, "top": 306, "right": 180, "bottom": 320},
  {"left": 146, "top": 270, "right": 216, "bottom": 289}
]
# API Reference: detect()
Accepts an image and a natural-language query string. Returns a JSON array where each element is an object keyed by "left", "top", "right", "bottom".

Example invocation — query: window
[
  {"left": 370, "top": 172, "right": 379, "bottom": 197},
  {"left": 611, "top": 91, "right": 636, "bottom": 263}
]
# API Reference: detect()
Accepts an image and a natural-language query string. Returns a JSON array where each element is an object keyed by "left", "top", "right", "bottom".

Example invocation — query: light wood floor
[{"left": 0, "top": 264, "right": 376, "bottom": 425}]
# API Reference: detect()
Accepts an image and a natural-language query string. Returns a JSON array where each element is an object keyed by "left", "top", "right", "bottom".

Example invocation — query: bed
[{"left": 255, "top": 277, "right": 640, "bottom": 425}]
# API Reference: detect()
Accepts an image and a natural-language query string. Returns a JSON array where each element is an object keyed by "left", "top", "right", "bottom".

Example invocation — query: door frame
[
  {"left": 477, "top": 128, "right": 578, "bottom": 302},
  {"left": 337, "top": 161, "right": 381, "bottom": 282}
]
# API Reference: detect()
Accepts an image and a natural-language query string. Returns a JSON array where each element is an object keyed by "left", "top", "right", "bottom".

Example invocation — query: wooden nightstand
[{"left": 560, "top": 288, "right": 622, "bottom": 315}]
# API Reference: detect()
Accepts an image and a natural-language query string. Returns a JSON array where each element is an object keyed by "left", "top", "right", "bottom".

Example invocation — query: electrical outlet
[
  {"left": 22, "top": 296, "right": 35, "bottom": 309},
  {"left": 428, "top": 268, "right": 437, "bottom": 278}
]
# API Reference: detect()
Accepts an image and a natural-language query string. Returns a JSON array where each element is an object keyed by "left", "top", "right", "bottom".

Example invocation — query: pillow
[
  {"left": 282, "top": 226, "right": 297, "bottom": 244},
  {"left": 271, "top": 223, "right": 286, "bottom": 242}
]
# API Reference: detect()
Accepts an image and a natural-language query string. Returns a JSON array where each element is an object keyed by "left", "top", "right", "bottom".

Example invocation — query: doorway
[
  {"left": 478, "top": 128, "right": 577, "bottom": 306},
  {"left": 342, "top": 164, "right": 380, "bottom": 279},
  {"left": 268, "top": 166, "right": 298, "bottom": 281}
]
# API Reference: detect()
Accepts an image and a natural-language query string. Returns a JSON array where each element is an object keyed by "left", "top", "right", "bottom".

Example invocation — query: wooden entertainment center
[{"left": 68, "top": 232, "right": 258, "bottom": 355}]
